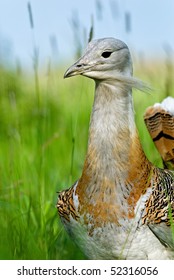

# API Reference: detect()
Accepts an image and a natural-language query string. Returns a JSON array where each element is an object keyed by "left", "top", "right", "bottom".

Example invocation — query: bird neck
[{"left": 82, "top": 81, "right": 152, "bottom": 188}]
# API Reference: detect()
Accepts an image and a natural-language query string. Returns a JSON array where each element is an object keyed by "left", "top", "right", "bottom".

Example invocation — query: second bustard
[{"left": 57, "top": 38, "right": 174, "bottom": 259}]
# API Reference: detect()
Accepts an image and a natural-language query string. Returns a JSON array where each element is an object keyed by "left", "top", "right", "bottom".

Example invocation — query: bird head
[{"left": 64, "top": 38, "right": 133, "bottom": 81}]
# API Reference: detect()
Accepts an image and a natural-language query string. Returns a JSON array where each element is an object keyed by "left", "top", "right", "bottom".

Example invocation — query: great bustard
[{"left": 57, "top": 37, "right": 174, "bottom": 260}]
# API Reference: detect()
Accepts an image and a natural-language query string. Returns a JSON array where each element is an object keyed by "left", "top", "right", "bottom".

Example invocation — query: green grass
[{"left": 0, "top": 60, "right": 173, "bottom": 259}]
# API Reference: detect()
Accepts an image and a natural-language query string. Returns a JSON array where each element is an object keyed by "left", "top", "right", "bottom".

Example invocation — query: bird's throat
[{"left": 87, "top": 82, "right": 138, "bottom": 175}]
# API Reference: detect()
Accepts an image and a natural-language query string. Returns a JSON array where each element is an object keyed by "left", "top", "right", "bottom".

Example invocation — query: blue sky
[{"left": 0, "top": 0, "right": 173, "bottom": 68}]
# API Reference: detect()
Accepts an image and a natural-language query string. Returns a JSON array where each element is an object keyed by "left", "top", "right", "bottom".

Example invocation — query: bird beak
[
  {"left": 64, "top": 56, "right": 91, "bottom": 79},
  {"left": 64, "top": 62, "right": 80, "bottom": 78}
]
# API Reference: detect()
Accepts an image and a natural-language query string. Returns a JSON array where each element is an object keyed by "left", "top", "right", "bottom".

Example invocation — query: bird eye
[{"left": 101, "top": 51, "right": 112, "bottom": 58}]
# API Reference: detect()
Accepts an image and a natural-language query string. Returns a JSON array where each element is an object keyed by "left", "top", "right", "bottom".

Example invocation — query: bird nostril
[{"left": 76, "top": 63, "right": 87, "bottom": 68}]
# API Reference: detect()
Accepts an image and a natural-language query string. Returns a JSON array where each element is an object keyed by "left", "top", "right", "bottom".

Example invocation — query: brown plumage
[{"left": 144, "top": 99, "right": 174, "bottom": 169}]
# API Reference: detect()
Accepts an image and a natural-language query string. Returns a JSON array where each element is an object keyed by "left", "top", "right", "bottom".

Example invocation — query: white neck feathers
[{"left": 87, "top": 82, "right": 137, "bottom": 176}]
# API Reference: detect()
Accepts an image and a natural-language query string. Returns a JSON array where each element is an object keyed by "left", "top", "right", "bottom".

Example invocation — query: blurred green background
[{"left": 0, "top": 1, "right": 173, "bottom": 259}]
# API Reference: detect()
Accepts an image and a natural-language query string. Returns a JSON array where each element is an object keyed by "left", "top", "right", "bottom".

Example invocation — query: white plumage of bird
[{"left": 57, "top": 37, "right": 174, "bottom": 260}]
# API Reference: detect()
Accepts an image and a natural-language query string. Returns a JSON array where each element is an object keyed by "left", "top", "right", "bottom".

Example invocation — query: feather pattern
[
  {"left": 57, "top": 38, "right": 174, "bottom": 259},
  {"left": 144, "top": 97, "right": 174, "bottom": 169}
]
